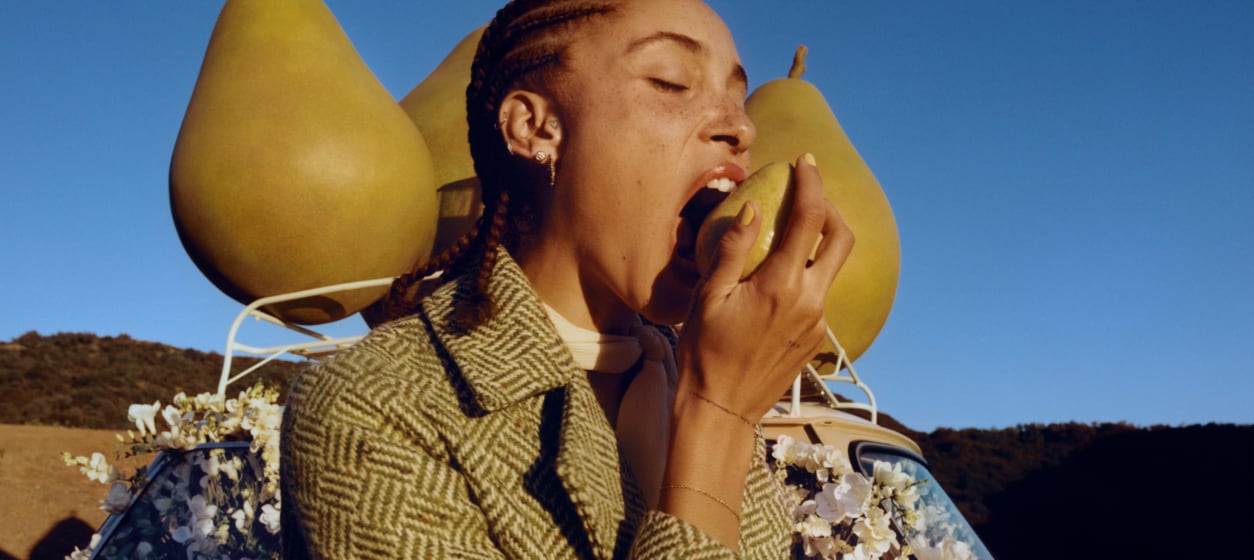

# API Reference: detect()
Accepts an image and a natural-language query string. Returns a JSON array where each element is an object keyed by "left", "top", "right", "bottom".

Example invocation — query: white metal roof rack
[
  {"left": 215, "top": 278, "right": 879, "bottom": 425},
  {"left": 216, "top": 277, "right": 395, "bottom": 397},
  {"left": 784, "top": 325, "right": 879, "bottom": 424}
]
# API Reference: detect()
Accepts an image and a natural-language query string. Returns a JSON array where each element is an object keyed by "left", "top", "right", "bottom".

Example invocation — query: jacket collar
[
  {"left": 421, "top": 250, "right": 644, "bottom": 558},
  {"left": 422, "top": 250, "right": 579, "bottom": 412}
]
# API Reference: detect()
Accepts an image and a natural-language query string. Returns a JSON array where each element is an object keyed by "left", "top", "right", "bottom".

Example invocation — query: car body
[{"left": 82, "top": 280, "right": 993, "bottom": 559}]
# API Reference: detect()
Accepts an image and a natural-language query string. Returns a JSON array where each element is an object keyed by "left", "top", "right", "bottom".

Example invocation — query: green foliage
[{"left": 0, "top": 331, "right": 304, "bottom": 430}]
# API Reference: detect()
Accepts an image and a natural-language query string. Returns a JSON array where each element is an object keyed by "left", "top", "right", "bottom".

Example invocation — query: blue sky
[{"left": 2, "top": 1, "right": 1250, "bottom": 432}]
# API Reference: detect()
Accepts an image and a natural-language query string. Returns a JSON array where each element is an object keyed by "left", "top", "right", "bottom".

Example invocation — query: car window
[
  {"left": 92, "top": 443, "right": 280, "bottom": 560},
  {"left": 855, "top": 444, "right": 995, "bottom": 560}
]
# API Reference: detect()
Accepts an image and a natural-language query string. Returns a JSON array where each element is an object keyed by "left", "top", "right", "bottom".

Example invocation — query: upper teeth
[{"left": 706, "top": 177, "right": 736, "bottom": 193}]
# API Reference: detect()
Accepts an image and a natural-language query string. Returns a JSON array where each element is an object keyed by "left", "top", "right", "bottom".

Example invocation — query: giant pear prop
[
  {"left": 746, "top": 47, "right": 900, "bottom": 365},
  {"left": 170, "top": 0, "right": 437, "bottom": 324},
  {"left": 400, "top": 26, "right": 485, "bottom": 257}
]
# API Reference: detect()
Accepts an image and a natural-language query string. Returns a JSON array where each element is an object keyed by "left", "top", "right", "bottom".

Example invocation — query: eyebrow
[{"left": 625, "top": 31, "right": 748, "bottom": 90}]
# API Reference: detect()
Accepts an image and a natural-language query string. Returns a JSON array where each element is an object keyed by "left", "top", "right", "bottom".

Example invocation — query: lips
[{"left": 674, "top": 165, "right": 747, "bottom": 272}]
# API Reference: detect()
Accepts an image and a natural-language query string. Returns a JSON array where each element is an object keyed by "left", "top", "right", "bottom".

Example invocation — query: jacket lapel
[{"left": 424, "top": 251, "right": 642, "bottom": 559}]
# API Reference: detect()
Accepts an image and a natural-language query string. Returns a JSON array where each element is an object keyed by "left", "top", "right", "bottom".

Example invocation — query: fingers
[
  {"left": 705, "top": 200, "right": 761, "bottom": 289},
  {"left": 808, "top": 199, "right": 855, "bottom": 281}
]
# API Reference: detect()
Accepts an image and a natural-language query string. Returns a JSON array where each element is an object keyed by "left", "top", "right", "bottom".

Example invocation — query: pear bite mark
[{"left": 694, "top": 161, "right": 797, "bottom": 279}]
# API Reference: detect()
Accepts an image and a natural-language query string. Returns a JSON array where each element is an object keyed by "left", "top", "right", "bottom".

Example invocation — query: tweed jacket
[{"left": 280, "top": 252, "right": 791, "bottom": 559}]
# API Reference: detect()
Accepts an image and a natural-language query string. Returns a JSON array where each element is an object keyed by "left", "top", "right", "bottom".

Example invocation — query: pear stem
[{"left": 788, "top": 45, "right": 808, "bottom": 79}]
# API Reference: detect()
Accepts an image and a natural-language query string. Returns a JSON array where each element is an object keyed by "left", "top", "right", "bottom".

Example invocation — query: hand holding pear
[{"left": 744, "top": 46, "right": 901, "bottom": 364}]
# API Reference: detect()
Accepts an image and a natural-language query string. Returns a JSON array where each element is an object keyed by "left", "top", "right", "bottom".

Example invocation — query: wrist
[{"left": 666, "top": 392, "right": 757, "bottom": 480}]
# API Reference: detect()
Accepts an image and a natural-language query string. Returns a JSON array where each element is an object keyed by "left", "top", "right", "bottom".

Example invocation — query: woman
[{"left": 281, "top": 0, "right": 853, "bottom": 557}]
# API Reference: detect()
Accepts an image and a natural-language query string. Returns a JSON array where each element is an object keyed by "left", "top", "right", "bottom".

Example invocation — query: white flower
[
  {"left": 852, "top": 506, "right": 897, "bottom": 558},
  {"left": 194, "top": 392, "right": 225, "bottom": 413},
  {"left": 791, "top": 498, "right": 817, "bottom": 523},
  {"left": 232, "top": 500, "right": 256, "bottom": 531},
  {"left": 772, "top": 435, "right": 802, "bottom": 465},
  {"left": 797, "top": 513, "right": 831, "bottom": 538},
  {"left": 818, "top": 445, "right": 850, "bottom": 472},
  {"left": 873, "top": 460, "right": 912, "bottom": 492},
  {"left": 128, "top": 401, "right": 161, "bottom": 437},
  {"left": 81, "top": 452, "right": 114, "bottom": 484},
  {"left": 896, "top": 481, "right": 921, "bottom": 510},
  {"left": 188, "top": 494, "right": 219, "bottom": 539},
  {"left": 153, "top": 496, "right": 173, "bottom": 515},
  {"left": 101, "top": 480, "right": 131, "bottom": 514},
  {"left": 214, "top": 521, "right": 231, "bottom": 544},
  {"left": 847, "top": 542, "right": 883, "bottom": 560},
  {"left": 220, "top": 456, "right": 241, "bottom": 482},
  {"left": 198, "top": 452, "right": 221, "bottom": 477},
  {"left": 67, "top": 533, "right": 100, "bottom": 560},
  {"left": 913, "top": 534, "right": 976, "bottom": 560},
  {"left": 803, "top": 533, "right": 835, "bottom": 558},
  {"left": 796, "top": 512, "right": 836, "bottom": 558},
  {"left": 260, "top": 502, "right": 282, "bottom": 535},
  {"left": 171, "top": 524, "right": 192, "bottom": 543},
  {"left": 134, "top": 541, "right": 153, "bottom": 559},
  {"left": 162, "top": 403, "right": 186, "bottom": 430},
  {"left": 815, "top": 473, "right": 872, "bottom": 521},
  {"left": 873, "top": 460, "right": 922, "bottom": 511},
  {"left": 942, "top": 537, "right": 975, "bottom": 560}
]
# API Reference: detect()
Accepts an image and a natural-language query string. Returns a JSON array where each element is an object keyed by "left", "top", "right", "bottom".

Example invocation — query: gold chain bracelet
[
  {"left": 661, "top": 484, "right": 741, "bottom": 522},
  {"left": 689, "top": 392, "right": 755, "bottom": 428}
]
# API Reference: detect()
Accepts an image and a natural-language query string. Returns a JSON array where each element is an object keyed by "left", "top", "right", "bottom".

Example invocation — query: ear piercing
[{"left": 534, "top": 151, "right": 556, "bottom": 188}]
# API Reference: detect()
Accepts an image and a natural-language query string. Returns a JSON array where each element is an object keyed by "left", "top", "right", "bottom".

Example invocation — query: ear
[{"left": 499, "top": 90, "right": 563, "bottom": 161}]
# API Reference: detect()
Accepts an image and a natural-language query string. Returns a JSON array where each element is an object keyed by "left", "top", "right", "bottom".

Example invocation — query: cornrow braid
[
  {"left": 371, "top": 0, "right": 616, "bottom": 328},
  {"left": 449, "top": 188, "right": 512, "bottom": 328},
  {"left": 452, "top": 0, "right": 616, "bottom": 330},
  {"left": 364, "top": 221, "right": 480, "bottom": 326}
]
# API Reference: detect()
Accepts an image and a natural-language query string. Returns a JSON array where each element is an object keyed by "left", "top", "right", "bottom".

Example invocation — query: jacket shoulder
[{"left": 284, "top": 315, "right": 459, "bottom": 447}]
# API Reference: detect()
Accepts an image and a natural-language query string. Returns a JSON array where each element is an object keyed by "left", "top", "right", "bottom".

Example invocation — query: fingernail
[
  {"left": 802, "top": 152, "right": 817, "bottom": 166},
  {"left": 738, "top": 202, "right": 755, "bottom": 226}
]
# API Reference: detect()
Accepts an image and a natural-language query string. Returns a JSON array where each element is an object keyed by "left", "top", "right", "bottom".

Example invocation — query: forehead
[{"left": 573, "top": 0, "right": 739, "bottom": 64}]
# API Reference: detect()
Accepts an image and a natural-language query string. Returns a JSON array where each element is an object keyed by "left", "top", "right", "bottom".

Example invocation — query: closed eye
[{"left": 649, "top": 78, "right": 689, "bottom": 93}]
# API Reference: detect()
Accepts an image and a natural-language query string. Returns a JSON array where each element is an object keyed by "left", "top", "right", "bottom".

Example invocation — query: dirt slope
[{"left": 0, "top": 424, "right": 149, "bottom": 560}]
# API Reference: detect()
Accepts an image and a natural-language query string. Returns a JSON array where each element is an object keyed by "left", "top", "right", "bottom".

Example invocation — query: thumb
[{"left": 704, "top": 200, "right": 761, "bottom": 289}]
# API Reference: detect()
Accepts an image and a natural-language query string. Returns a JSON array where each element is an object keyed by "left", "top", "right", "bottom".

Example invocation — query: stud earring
[{"left": 546, "top": 117, "right": 560, "bottom": 131}]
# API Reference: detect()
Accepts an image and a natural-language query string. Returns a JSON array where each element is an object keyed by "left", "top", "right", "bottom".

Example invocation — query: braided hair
[{"left": 374, "top": 0, "right": 617, "bottom": 330}]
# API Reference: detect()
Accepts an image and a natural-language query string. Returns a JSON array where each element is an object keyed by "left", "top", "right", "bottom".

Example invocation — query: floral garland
[
  {"left": 64, "top": 383, "right": 981, "bottom": 559},
  {"left": 770, "top": 435, "right": 978, "bottom": 560},
  {"left": 62, "top": 383, "right": 283, "bottom": 560}
]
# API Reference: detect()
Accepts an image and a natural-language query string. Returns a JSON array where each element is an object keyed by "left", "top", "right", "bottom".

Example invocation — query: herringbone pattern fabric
[{"left": 281, "top": 252, "right": 791, "bottom": 559}]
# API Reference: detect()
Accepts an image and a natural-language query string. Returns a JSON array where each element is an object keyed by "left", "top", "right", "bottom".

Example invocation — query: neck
[{"left": 516, "top": 237, "right": 637, "bottom": 335}]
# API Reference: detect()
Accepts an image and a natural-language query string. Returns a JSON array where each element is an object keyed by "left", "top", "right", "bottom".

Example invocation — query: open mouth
[{"left": 676, "top": 177, "right": 738, "bottom": 262}]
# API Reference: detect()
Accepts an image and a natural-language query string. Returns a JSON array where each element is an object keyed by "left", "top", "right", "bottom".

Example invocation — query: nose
[{"left": 705, "top": 96, "right": 756, "bottom": 154}]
